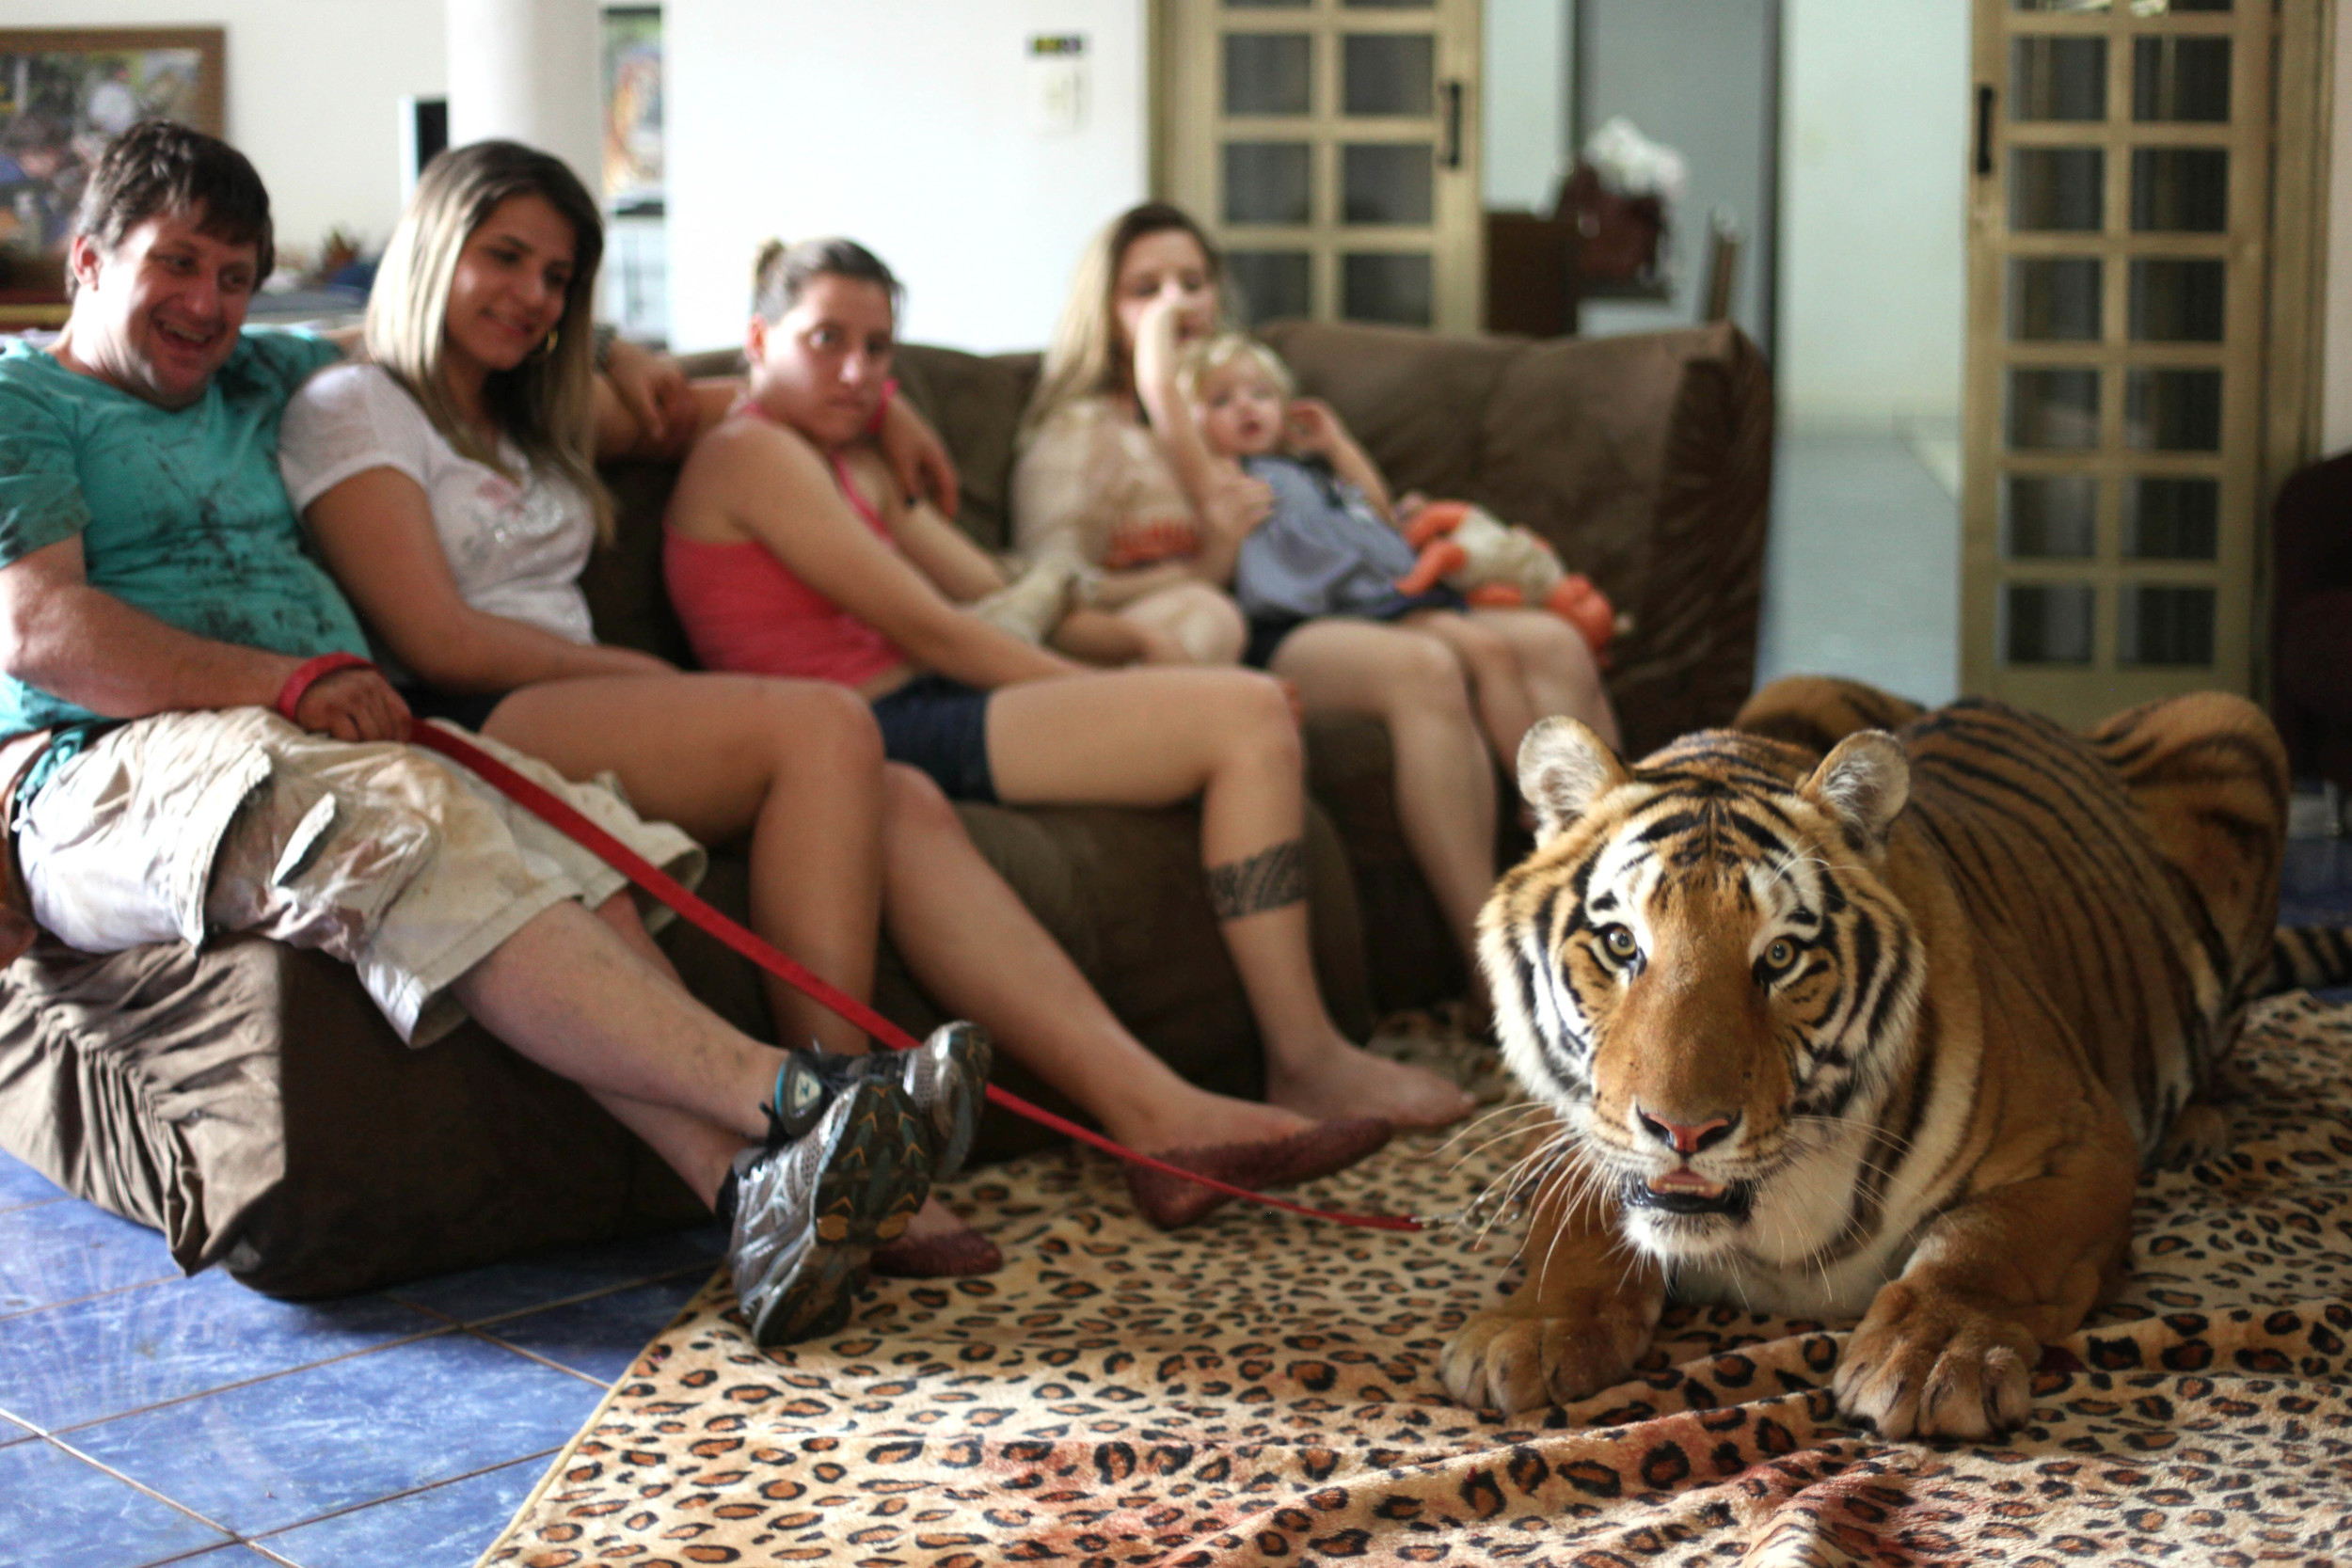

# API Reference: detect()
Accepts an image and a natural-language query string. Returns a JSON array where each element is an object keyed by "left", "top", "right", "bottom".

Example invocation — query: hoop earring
[{"left": 539, "top": 328, "right": 560, "bottom": 358}]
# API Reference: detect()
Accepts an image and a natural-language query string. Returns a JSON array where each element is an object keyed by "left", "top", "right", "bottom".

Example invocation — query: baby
[
  {"left": 1134, "top": 298, "right": 1613, "bottom": 769},
  {"left": 1135, "top": 311, "right": 1451, "bottom": 632}
]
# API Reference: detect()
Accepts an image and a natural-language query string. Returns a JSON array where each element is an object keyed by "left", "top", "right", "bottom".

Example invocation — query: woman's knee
[
  {"left": 747, "top": 678, "right": 885, "bottom": 776},
  {"left": 1447, "top": 620, "right": 1520, "bottom": 688},
  {"left": 881, "top": 762, "right": 962, "bottom": 839},
  {"left": 1207, "top": 671, "right": 1304, "bottom": 768},
  {"left": 1382, "top": 632, "right": 1479, "bottom": 716}
]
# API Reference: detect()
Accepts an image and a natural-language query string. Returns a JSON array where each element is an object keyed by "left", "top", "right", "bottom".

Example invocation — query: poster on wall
[
  {"left": 600, "top": 8, "right": 662, "bottom": 214},
  {"left": 0, "top": 28, "right": 225, "bottom": 308}
]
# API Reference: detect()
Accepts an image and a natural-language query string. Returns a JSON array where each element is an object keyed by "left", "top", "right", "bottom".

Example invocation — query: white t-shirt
[{"left": 278, "top": 362, "right": 597, "bottom": 651}]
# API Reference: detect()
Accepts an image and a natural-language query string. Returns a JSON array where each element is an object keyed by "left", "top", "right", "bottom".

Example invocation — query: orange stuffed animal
[{"left": 1394, "top": 501, "right": 1621, "bottom": 658}]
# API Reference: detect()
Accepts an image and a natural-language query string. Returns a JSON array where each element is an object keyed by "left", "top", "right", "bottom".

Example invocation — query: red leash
[{"left": 408, "top": 721, "right": 1425, "bottom": 1232}]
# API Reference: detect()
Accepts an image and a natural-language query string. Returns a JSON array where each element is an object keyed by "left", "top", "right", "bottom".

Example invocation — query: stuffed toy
[{"left": 1393, "top": 501, "right": 1622, "bottom": 658}]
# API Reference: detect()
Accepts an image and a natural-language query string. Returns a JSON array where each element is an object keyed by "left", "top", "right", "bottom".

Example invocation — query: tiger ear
[
  {"left": 1518, "top": 716, "right": 1629, "bottom": 845},
  {"left": 1801, "top": 731, "right": 1910, "bottom": 855}
]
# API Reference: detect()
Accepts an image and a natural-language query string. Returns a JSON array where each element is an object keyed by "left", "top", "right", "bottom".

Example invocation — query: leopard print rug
[{"left": 482, "top": 995, "right": 2352, "bottom": 1567}]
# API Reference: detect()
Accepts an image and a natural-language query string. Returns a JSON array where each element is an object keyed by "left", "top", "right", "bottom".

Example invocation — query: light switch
[{"left": 1028, "top": 34, "right": 1087, "bottom": 135}]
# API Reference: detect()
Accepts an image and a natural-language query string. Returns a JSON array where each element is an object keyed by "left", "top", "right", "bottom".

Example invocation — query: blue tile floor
[{"left": 0, "top": 1156, "right": 722, "bottom": 1568}]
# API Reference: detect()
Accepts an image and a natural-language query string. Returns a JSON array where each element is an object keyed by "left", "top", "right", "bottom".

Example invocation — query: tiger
[{"left": 1441, "top": 675, "right": 2352, "bottom": 1440}]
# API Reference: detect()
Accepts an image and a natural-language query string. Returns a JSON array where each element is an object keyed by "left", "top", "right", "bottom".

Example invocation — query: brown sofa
[{"left": 0, "top": 319, "right": 1771, "bottom": 1297}]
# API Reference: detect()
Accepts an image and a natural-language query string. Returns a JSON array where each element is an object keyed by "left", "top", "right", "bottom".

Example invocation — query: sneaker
[
  {"left": 886, "top": 1022, "right": 992, "bottom": 1180},
  {"left": 726, "top": 1073, "right": 933, "bottom": 1347},
  {"left": 804, "top": 1023, "right": 993, "bottom": 1182}
]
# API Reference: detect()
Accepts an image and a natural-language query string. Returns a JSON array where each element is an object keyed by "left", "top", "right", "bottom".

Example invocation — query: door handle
[
  {"left": 1975, "top": 84, "right": 1995, "bottom": 176},
  {"left": 1441, "top": 80, "right": 1464, "bottom": 169}
]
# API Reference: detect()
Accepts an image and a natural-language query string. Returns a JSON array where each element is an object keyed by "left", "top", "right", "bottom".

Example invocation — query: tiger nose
[{"left": 1635, "top": 1106, "right": 1738, "bottom": 1156}]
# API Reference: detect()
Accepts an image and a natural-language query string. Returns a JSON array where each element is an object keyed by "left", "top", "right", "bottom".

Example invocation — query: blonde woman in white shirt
[{"left": 281, "top": 142, "right": 1427, "bottom": 1263}]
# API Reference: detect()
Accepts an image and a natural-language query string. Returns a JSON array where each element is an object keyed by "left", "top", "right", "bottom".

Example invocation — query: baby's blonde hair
[{"left": 1176, "top": 332, "right": 1294, "bottom": 410}]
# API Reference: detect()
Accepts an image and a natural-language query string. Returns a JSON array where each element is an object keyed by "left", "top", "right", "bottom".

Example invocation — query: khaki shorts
[{"left": 15, "top": 709, "right": 706, "bottom": 1046}]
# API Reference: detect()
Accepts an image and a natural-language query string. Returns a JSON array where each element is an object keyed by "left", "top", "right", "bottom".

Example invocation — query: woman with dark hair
[
  {"left": 277, "top": 144, "right": 1431, "bottom": 1263},
  {"left": 1015, "top": 203, "right": 1621, "bottom": 1000},
  {"left": 662, "top": 233, "right": 1475, "bottom": 1148}
]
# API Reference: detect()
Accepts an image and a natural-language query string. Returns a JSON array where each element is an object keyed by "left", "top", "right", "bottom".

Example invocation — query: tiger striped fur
[{"left": 1441, "top": 676, "right": 2352, "bottom": 1439}]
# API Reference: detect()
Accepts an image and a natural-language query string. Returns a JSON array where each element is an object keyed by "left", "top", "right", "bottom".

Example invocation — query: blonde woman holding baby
[{"left": 1015, "top": 202, "right": 1619, "bottom": 996}]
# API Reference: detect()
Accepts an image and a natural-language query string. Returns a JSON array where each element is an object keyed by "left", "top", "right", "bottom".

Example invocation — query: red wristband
[
  {"left": 862, "top": 377, "right": 899, "bottom": 439},
  {"left": 274, "top": 652, "right": 373, "bottom": 721}
]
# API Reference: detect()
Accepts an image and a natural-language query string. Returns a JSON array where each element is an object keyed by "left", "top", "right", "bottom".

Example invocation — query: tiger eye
[
  {"left": 1601, "top": 925, "right": 1639, "bottom": 960},
  {"left": 1764, "top": 938, "right": 1795, "bottom": 971}
]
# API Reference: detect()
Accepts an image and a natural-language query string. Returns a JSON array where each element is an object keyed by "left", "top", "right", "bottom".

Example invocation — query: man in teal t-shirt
[
  {"left": 0, "top": 119, "right": 942, "bottom": 1342},
  {"left": 0, "top": 325, "right": 367, "bottom": 793}
]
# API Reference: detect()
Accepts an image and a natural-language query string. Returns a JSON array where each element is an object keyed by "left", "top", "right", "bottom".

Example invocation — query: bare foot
[
  {"left": 1264, "top": 1035, "right": 1474, "bottom": 1129},
  {"left": 1105, "top": 1085, "right": 1315, "bottom": 1158},
  {"left": 902, "top": 1195, "right": 970, "bottom": 1241}
]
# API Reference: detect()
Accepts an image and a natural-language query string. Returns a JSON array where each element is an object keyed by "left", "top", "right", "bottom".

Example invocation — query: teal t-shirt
[{"left": 0, "top": 329, "right": 368, "bottom": 750}]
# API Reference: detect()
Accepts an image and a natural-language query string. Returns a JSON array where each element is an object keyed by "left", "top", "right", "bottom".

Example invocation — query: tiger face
[{"left": 1479, "top": 718, "right": 1927, "bottom": 1301}]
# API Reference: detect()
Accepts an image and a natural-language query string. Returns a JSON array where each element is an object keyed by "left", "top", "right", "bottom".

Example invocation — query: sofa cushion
[{"left": 1258, "top": 320, "right": 1519, "bottom": 504}]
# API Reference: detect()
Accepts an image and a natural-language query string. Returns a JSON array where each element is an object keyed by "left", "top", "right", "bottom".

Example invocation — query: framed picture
[
  {"left": 0, "top": 27, "right": 226, "bottom": 310},
  {"left": 599, "top": 8, "right": 662, "bottom": 214}
]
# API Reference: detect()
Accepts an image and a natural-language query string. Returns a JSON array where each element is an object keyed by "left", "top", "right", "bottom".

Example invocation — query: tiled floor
[
  {"left": 0, "top": 1182, "right": 721, "bottom": 1568},
  {"left": 2, "top": 429, "right": 2344, "bottom": 1566}
]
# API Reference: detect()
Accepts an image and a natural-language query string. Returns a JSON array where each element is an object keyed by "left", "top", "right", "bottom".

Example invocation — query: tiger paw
[
  {"left": 1836, "top": 1278, "right": 2040, "bottom": 1440},
  {"left": 2156, "top": 1100, "right": 2230, "bottom": 1169},
  {"left": 1439, "top": 1282, "right": 1661, "bottom": 1417}
]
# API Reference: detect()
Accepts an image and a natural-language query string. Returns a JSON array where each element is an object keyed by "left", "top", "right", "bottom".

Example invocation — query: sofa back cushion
[
  {"left": 892, "top": 345, "right": 1040, "bottom": 555},
  {"left": 1256, "top": 320, "right": 1519, "bottom": 504}
]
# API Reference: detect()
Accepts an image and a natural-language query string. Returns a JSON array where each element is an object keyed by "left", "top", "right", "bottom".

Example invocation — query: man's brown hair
[{"left": 70, "top": 119, "right": 274, "bottom": 295}]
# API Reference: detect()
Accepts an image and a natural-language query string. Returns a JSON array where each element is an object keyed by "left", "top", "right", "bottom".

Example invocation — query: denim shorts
[
  {"left": 870, "top": 675, "right": 998, "bottom": 803},
  {"left": 1243, "top": 585, "right": 1467, "bottom": 669}
]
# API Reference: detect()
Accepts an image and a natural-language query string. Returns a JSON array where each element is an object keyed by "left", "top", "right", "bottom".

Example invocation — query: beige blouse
[{"left": 1010, "top": 397, "right": 1203, "bottom": 571}]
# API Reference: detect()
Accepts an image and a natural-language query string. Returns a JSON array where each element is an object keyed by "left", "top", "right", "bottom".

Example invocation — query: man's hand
[
  {"left": 879, "top": 395, "right": 960, "bottom": 518},
  {"left": 603, "top": 339, "right": 699, "bottom": 459},
  {"left": 294, "top": 666, "right": 411, "bottom": 744}
]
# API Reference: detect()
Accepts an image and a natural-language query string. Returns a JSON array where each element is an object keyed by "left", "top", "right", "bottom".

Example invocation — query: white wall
[
  {"left": 17, "top": 0, "right": 446, "bottom": 272},
  {"left": 1482, "top": 0, "right": 1568, "bottom": 211},
  {"left": 664, "top": 0, "right": 1147, "bottom": 356},
  {"left": 1776, "top": 0, "right": 1968, "bottom": 432}
]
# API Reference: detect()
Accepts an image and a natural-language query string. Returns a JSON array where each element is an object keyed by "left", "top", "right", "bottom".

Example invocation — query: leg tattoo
[{"left": 1207, "top": 839, "right": 1307, "bottom": 920}]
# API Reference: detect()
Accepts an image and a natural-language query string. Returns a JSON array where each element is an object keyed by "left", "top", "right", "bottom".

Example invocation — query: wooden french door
[
  {"left": 1960, "top": 0, "right": 2321, "bottom": 728},
  {"left": 1157, "top": 0, "right": 1485, "bottom": 334}
]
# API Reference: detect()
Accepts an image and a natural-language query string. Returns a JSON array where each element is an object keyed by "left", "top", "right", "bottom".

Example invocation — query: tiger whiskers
[{"left": 1432, "top": 1098, "right": 1553, "bottom": 1162}]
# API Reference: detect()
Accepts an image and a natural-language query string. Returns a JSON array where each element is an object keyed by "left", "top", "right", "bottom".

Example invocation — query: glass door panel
[
  {"left": 2007, "top": 257, "right": 2101, "bottom": 341},
  {"left": 1963, "top": 0, "right": 2267, "bottom": 723},
  {"left": 1224, "top": 143, "right": 1314, "bottom": 225},
  {"left": 1162, "top": 0, "right": 1482, "bottom": 333},
  {"left": 2130, "top": 148, "right": 2227, "bottom": 230},
  {"left": 2010, "top": 148, "right": 2104, "bottom": 230},
  {"left": 1343, "top": 33, "right": 1433, "bottom": 115},
  {"left": 2132, "top": 36, "right": 2229, "bottom": 120},
  {"left": 2010, "top": 37, "right": 2106, "bottom": 121},
  {"left": 2127, "top": 258, "right": 2222, "bottom": 340},
  {"left": 1224, "top": 33, "right": 1313, "bottom": 115},
  {"left": 2005, "top": 474, "right": 2098, "bottom": 559}
]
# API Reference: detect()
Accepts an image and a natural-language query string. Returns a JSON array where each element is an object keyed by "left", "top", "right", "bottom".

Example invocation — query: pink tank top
[{"left": 661, "top": 419, "right": 908, "bottom": 689}]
